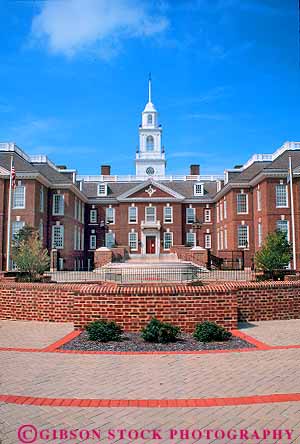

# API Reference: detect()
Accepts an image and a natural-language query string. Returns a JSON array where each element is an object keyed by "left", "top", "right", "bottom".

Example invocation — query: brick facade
[{"left": 1, "top": 281, "right": 300, "bottom": 332}]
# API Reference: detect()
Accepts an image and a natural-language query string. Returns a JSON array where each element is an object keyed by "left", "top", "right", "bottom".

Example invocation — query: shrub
[
  {"left": 86, "top": 320, "right": 123, "bottom": 342},
  {"left": 12, "top": 225, "right": 50, "bottom": 282},
  {"left": 193, "top": 321, "right": 232, "bottom": 342},
  {"left": 141, "top": 318, "right": 180, "bottom": 343}
]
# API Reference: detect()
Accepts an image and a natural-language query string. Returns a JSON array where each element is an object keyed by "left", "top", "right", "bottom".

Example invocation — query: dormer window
[
  {"left": 194, "top": 183, "right": 204, "bottom": 196},
  {"left": 97, "top": 183, "right": 107, "bottom": 196},
  {"left": 147, "top": 114, "right": 153, "bottom": 125},
  {"left": 146, "top": 135, "right": 154, "bottom": 151}
]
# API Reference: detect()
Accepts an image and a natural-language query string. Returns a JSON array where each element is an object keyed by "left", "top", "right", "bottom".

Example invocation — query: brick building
[{"left": 0, "top": 79, "right": 300, "bottom": 270}]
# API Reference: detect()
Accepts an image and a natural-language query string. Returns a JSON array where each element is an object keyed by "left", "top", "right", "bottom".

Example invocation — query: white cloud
[{"left": 31, "top": 0, "right": 168, "bottom": 58}]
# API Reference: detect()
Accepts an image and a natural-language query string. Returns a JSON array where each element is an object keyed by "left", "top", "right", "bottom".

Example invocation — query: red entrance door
[{"left": 146, "top": 236, "right": 156, "bottom": 254}]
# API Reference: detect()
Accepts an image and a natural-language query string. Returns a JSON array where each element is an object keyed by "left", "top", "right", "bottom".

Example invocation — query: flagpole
[
  {"left": 289, "top": 155, "right": 297, "bottom": 270},
  {"left": 6, "top": 155, "right": 13, "bottom": 271}
]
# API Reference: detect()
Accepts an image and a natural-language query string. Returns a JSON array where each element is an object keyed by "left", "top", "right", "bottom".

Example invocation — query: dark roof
[
  {"left": 32, "top": 163, "right": 73, "bottom": 184},
  {"left": 265, "top": 150, "right": 300, "bottom": 170},
  {"left": 83, "top": 180, "right": 218, "bottom": 199},
  {"left": 227, "top": 161, "right": 271, "bottom": 183},
  {"left": 0, "top": 152, "right": 75, "bottom": 186}
]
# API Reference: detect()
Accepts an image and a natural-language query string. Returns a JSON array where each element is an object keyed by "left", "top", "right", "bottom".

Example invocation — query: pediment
[{"left": 117, "top": 179, "right": 185, "bottom": 201}]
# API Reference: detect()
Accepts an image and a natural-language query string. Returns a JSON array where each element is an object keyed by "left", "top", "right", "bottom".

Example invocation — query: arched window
[
  {"left": 147, "top": 114, "right": 153, "bottom": 125},
  {"left": 146, "top": 135, "right": 154, "bottom": 151}
]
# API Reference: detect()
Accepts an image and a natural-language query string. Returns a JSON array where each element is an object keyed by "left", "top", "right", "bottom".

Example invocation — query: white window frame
[
  {"left": 52, "top": 194, "right": 64, "bottom": 216},
  {"left": 186, "top": 231, "right": 196, "bottom": 247},
  {"left": 145, "top": 206, "right": 156, "bottom": 222},
  {"left": 90, "top": 209, "right": 97, "bottom": 223},
  {"left": 164, "top": 206, "right": 173, "bottom": 224},
  {"left": 204, "top": 209, "right": 211, "bottom": 223},
  {"left": 204, "top": 233, "right": 211, "bottom": 249},
  {"left": 13, "top": 186, "right": 26, "bottom": 209},
  {"left": 194, "top": 183, "right": 204, "bottom": 196},
  {"left": 52, "top": 225, "right": 64, "bottom": 249},
  {"left": 237, "top": 225, "right": 249, "bottom": 248},
  {"left": 223, "top": 199, "right": 227, "bottom": 219},
  {"left": 258, "top": 222, "right": 262, "bottom": 247},
  {"left": 163, "top": 231, "right": 173, "bottom": 250},
  {"left": 237, "top": 193, "right": 248, "bottom": 214},
  {"left": 105, "top": 231, "right": 115, "bottom": 248},
  {"left": 39, "top": 220, "right": 43, "bottom": 241},
  {"left": 216, "top": 205, "right": 219, "bottom": 223},
  {"left": 128, "top": 231, "right": 138, "bottom": 251},
  {"left": 12, "top": 221, "right": 25, "bottom": 240},
  {"left": 89, "top": 234, "right": 97, "bottom": 250},
  {"left": 128, "top": 206, "right": 138, "bottom": 224},
  {"left": 220, "top": 203, "right": 223, "bottom": 221},
  {"left": 40, "top": 186, "right": 44, "bottom": 212},
  {"left": 276, "top": 184, "right": 288, "bottom": 208},
  {"left": 224, "top": 228, "right": 228, "bottom": 249},
  {"left": 98, "top": 183, "right": 108, "bottom": 196},
  {"left": 105, "top": 207, "right": 115, "bottom": 225},
  {"left": 186, "top": 207, "right": 196, "bottom": 224},
  {"left": 257, "top": 189, "right": 261, "bottom": 211},
  {"left": 276, "top": 220, "right": 289, "bottom": 241}
]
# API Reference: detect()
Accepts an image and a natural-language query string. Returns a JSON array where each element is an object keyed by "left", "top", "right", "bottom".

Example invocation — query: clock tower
[{"left": 135, "top": 76, "right": 166, "bottom": 177}]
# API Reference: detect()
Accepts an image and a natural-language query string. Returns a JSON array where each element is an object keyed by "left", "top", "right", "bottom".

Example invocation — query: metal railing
[{"left": 47, "top": 267, "right": 255, "bottom": 284}]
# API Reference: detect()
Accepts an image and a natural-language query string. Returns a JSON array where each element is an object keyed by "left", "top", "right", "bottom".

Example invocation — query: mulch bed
[{"left": 60, "top": 331, "right": 255, "bottom": 352}]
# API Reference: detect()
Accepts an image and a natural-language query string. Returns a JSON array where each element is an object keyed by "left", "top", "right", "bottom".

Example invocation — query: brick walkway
[{"left": 1, "top": 320, "right": 300, "bottom": 444}]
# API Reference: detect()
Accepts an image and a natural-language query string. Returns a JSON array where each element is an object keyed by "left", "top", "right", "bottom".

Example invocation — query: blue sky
[{"left": 0, "top": 0, "right": 299, "bottom": 175}]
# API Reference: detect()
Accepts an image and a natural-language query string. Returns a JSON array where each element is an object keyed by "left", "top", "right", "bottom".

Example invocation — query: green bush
[
  {"left": 141, "top": 318, "right": 180, "bottom": 343},
  {"left": 193, "top": 321, "right": 232, "bottom": 342},
  {"left": 86, "top": 320, "right": 123, "bottom": 342}
]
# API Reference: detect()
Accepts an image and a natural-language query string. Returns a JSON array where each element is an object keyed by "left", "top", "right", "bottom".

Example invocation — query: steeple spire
[{"left": 148, "top": 72, "right": 152, "bottom": 103}]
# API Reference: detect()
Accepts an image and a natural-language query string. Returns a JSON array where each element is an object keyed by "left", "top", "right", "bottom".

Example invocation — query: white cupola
[{"left": 135, "top": 75, "right": 166, "bottom": 177}]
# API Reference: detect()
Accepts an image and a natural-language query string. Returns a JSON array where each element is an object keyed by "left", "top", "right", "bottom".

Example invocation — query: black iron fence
[{"left": 47, "top": 267, "right": 255, "bottom": 284}]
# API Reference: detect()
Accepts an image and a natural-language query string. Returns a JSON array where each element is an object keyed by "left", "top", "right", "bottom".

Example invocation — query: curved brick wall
[{"left": 1, "top": 281, "right": 300, "bottom": 331}]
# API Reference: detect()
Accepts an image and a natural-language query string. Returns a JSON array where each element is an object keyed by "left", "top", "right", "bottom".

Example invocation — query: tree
[
  {"left": 12, "top": 226, "right": 50, "bottom": 281},
  {"left": 255, "top": 230, "right": 292, "bottom": 280}
]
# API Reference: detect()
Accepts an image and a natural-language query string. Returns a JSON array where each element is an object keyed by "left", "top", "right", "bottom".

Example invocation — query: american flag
[{"left": 11, "top": 157, "right": 16, "bottom": 189}]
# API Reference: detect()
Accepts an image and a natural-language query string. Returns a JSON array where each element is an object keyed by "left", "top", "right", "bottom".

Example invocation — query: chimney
[
  {"left": 190, "top": 164, "right": 200, "bottom": 176},
  {"left": 101, "top": 165, "right": 111, "bottom": 175}
]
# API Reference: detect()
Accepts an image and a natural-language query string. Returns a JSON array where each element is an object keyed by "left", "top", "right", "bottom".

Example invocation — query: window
[
  {"left": 238, "top": 225, "right": 249, "bottom": 248},
  {"left": 128, "top": 232, "right": 138, "bottom": 251},
  {"left": 105, "top": 231, "right": 115, "bottom": 248},
  {"left": 223, "top": 199, "right": 227, "bottom": 219},
  {"left": 276, "top": 185, "right": 288, "bottom": 208},
  {"left": 147, "top": 114, "right": 153, "bottom": 125},
  {"left": 216, "top": 205, "right": 219, "bottom": 223},
  {"left": 257, "top": 189, "right": 261, "bottom": 211},
  {"left": 13, "top": 186, "right": 25, "bottom": 209},
  {"left": 39, "top": 220, "right": 43, "bottom": 241},
  {"left": 90, "top": 209, "right": 97, "bottom": 223},
  {"left": 74, "top": 226, "right": 77, "bottom": 250},
  {"left": 205, "top": 233, "right": 211, "bottom": 249},
  {"left": 186, "top": 207, "right": 195, "bottom": 224},
  {"left": 128, "top": 206, "right": 137, "bottom": 223},
  {"left": 146, "top": 135, "right": 154, "bottom": 151},
  {"left": 186, "top": 232, "right": 196, "bottom": 247},
  {"left": 224, "top": 229, "right": 228, "bottom": 249},
  {"left": 90, "top": 234, "right": 97, "bottom": 250},
  {"left": 105, "top": 207, "right": 115, "bottom": 224},
  {"left": 98, "top": 184, "right": 107, "bottom": 196},
  {"left": 237, "top": 193, "right": 248, "bottom": 214},
  {"left": 40, "top": 186, "right": 44, "bottom": 212},
  {"left": 276, "top": 220, "right": 289, "bottom": 240},
  {"left": 194, "top": 183, "right": 204, "bottom": 196},
  {"left": 204, "top": 209, "right": 211, "bottom": 223},
  {"left": 53, "top": 194, "right": 64, "bottom": 216},
  {"left": 220, "top": 203, "right": 223, "bottom": 221},
  {"left": 145, "top": 206, "right": 156, "bottom": 222},
  {"left": 217, "top": 231, "right": 220, "bottom": 250},
  {"left": 164, "top": 206, "right": 173, "bottom": 223},
  {"left": 220, "top": 230, "right": 224, "bottom": 250},
  {"left": 163, "top": 232, "right": 173, "bottom": 250},
  {"left": 258, "top": 222, "right": 262, "bottom": 247},
  {"left": 52, "top": 225, "right": 64, "bottom": 249},
  {"left": 12, "top": 221, "right": 25, "bottom": 240}
]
